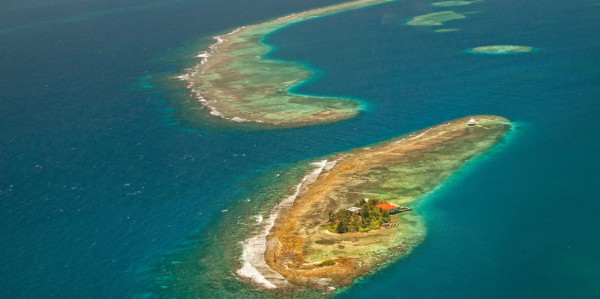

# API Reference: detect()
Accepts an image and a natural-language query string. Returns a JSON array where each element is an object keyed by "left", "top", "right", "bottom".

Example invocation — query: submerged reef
[
  {"left": 469, "top": 45, "right": 534, "bottom": 54},
  {"left": 237, "top": 116, "right": 511, "bottom": 292},
  {"left": 431, "top": 0, "right": 479, "bottom": 7},
  {"left": 406, "top": 11, "right": 466, "bottom": 26},
  {"left": 434, "top": 28, "right": 460, "bottom": 33},
  {"left": 179, "top": 0, "right": 395, "bottom": 127}
]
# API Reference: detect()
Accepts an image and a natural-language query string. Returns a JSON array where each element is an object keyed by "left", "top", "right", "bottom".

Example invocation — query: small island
[
  {"left": 237, "top": 115, "right": 512, "bottom": 291},
  {"left": 469, "top": 45, "right": 535, "bottom": 54},
  {"left": 178, "top": 0, "right": 396, "bottom": 127},
  {"left": 406, "top": 11, "right": 466, "bottom": 26}
]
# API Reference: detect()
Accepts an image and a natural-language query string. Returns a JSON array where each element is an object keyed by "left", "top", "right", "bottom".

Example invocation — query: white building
[{"left": 348, "top": 207, "right": 361, "bottom": 213}]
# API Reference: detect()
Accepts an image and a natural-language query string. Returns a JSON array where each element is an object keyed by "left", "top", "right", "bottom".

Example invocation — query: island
[
  {"left": 178, "top": 0, "right": 396, "bottom": 127},
  {"left": 406, "top": 11, "right": 466, "bottom": 26},
  {"left": 469, "top": 45, "right": 535, "bottom": 54},
  {"left": 237, "top": 115, "right": 511, "bottom": 291}
]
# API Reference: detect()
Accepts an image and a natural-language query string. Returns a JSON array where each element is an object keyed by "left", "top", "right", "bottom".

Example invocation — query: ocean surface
[{"left": 1, "top": 0, "right": 599, "bottom": 298}]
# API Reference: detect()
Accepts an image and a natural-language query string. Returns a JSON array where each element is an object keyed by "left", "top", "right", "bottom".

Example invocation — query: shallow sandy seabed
[
  {"left": 470, "top": 45, "right": 534, "bottom": 53},
  {"left": 431, "top": 0, "right": 477, "bottom": 7},
  {"left": 406, "top": 11, "right": 466, "bottom": 26},
  {"left": 434, "top": 28, "right": 460, "bottom": 33},
  {"left": 237, "top": 115, "right": 511, "bottom": 292}
]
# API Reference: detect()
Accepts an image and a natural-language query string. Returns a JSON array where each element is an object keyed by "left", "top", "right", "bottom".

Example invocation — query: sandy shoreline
[{"left": 236, "top": 160, "right": 331, "bottom": 288}]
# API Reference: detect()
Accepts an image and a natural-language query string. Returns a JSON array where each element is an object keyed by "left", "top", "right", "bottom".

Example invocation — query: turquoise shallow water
[{"left": 1, "top": 0, "right": 599, "bottom": 298}]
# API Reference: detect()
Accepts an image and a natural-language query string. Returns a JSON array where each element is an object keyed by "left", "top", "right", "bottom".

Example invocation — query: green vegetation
[{"left": 324, "top": 199, "right": 391, "bottom": 233}]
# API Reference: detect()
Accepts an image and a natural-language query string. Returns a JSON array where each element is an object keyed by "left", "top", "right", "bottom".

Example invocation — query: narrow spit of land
[
  {"left": 237, "top": 115, "right": 511, "bottom": 291},
  {"left": 180, "top": 0, "right": 395, "bottom": 127}
]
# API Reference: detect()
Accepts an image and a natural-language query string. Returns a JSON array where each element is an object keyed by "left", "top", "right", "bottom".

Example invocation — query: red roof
[{"left": 376, "top": 203, "right": 400, "bottom": 211}]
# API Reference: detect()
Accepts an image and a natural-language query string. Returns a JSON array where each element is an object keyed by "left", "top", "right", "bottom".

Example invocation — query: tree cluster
[{"left": 327, "top": 199, "right": 391, "bottom": 234}]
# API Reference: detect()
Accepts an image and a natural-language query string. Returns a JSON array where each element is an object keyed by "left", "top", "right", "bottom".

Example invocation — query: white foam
[
  {"left": 323, "top": 160, "right": 337, "bottom": 172},
  {"left": 231, "top": 117, "right": 249, "bottom": 122},
  {"left": 173, "top": 25, "right": 273, "bottom": 124},
  {"left": 236, "top": 160, "right": 329, "bottom": 289},
  {"left": 305, "top": 160, "right": 328, "bottom": 184},
  {"left": 174, "top": 73, "right": 190, "bottom": 81},
  {"left": 196, "top": 51, "right": 209, "bottom": 58},
  {"left": 228, "top": 26, "right": 246, "bottom": 35},
  {"left": 208, "top": 109, "right": 224, "bottom": 117},
  {"left": 273, "top": 13, "right": 295, "bottom": 22},
  {"left": 237, "top": 261, "right": 277, "bottom": 289},
  {"left": 409, "top": 127, "right": 434, "bottom": 140}
]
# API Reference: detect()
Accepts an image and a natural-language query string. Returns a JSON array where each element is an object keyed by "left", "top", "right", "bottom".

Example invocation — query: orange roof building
[{"left": 376, "top": 202, "right": 400, "bottom": 211}]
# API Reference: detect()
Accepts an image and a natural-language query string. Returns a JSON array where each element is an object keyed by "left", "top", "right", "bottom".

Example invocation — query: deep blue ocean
[{"left": 1, "top": 0, "right": 599, "bottom": 298}]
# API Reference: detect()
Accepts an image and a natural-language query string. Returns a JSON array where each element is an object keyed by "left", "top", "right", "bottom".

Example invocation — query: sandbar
[
  {"left": 434, "top": 28, "right": 460, "bottom": 33},
  {"left": 237, "top": 115, "right": 511, "bottom": 291},
  {"left": 431, "top": 0, "right": 479, "bottom": 7},
  {"left": 406, "top": 11, "right": 466, "bottom": 26},
  {"left": 179, "top": 0, "right": 395, "bottom": 127},
  {"left": 469, "top": 45, "right": 535, "bottom": 54}
]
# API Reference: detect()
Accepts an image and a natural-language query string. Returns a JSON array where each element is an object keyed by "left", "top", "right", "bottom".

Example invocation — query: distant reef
[
  {"left": 469, "top": 45, "right": 535, "bottom": 54},
  {"left": 406, "top": 11, "right": 466, "bottom": 26},
  {"left": 431, "top": 0, "right": 481, "bottom": 7},
  {"left": 434, "top": 28, "right": 460, "bottom": 33}
]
